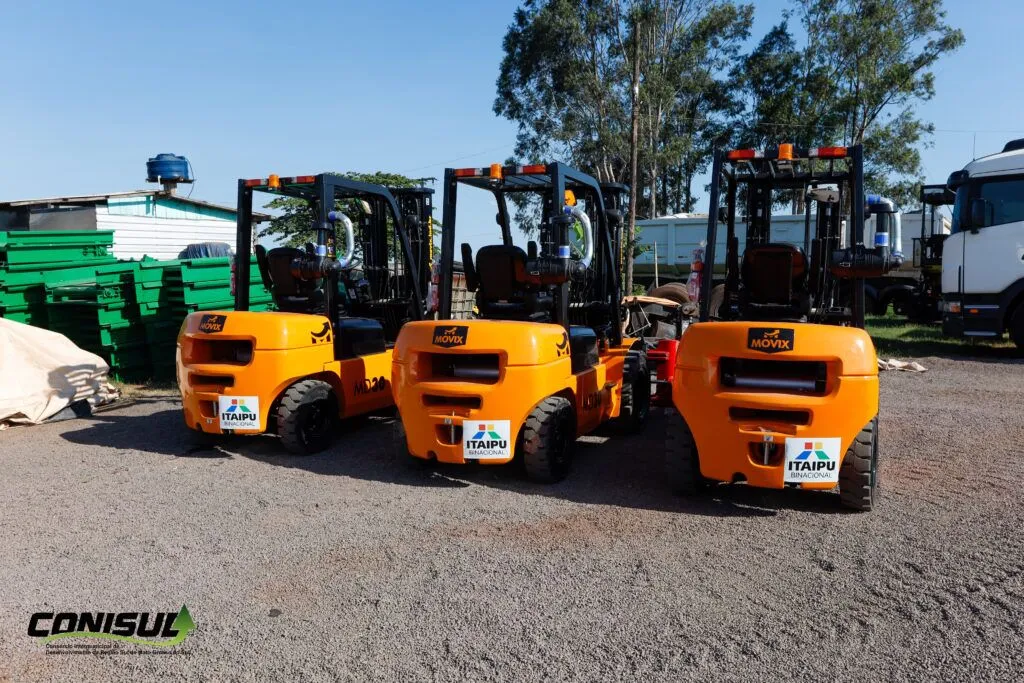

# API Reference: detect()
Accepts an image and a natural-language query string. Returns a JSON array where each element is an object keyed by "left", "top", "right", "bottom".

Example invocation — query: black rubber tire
[
  {"left": 521, "top": 396, "right": 576, "bottom": 483},
  {"left": 617, "top": 350, "right": 650, "bottom": 433},
  {"left": 648, "top": 282, "right": 691, "bottom": 306},
  {"left": 866, "top": 292, "right": 881, "bottom": 316},
  {"left": 665, "top": 410, "right": 703, "bottom": 494},
  {"left": 707, "top": 283, "right": 725, "bottom": 318},
  {"left": 839, "top": 416, "right": 879, "bottom": 511},
  {"left": 276, "top": 379, "right": 339, "bottom": 455},
  {"left": 1010, "top": 305, "right": 1024, "bottom": 351}
]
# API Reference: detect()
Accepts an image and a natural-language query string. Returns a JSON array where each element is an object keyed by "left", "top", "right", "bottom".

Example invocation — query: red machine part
[{"left": 648, "top": 338, "right": 679, "bottom": 406}]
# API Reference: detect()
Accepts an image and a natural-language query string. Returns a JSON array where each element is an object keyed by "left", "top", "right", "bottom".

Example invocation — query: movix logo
[{"left": 747, "top": 327, "right": 794, "bottom": 353}]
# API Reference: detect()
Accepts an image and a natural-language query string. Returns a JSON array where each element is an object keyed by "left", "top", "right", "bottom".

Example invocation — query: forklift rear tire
[
  {"left": 839, "top": 417, "right": 879, "bottom": 512},
  {"left": 665, "top": 410, "right": 702, "bottom": 494},
  {"left": 277, "top": 379, "right": 339, "bottom": 455},
  {"left": 522, "top": 396, "right": 575, "bottom": 483},
  {"left": 617, "top": 350, "right": 650, "bottom": 433}
]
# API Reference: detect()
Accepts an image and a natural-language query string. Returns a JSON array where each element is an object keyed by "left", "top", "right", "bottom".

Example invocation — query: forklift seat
[
  {"left": 334, "top": 317, "right": 386, "bottom": 359},
  {"left": 569, "top": 325, "right": 599, "bottom": 372},
  {"left": 471, "top": 244, "right": 552, "bottom": 321},
  {"left": 741, "top": 244, "right": 807, "bottom": 303},
  {"left": 266, "top": 247, "right": 324, "bottom": 313}
]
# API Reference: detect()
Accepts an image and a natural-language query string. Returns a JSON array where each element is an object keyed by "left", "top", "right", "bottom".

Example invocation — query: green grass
[{"left": 866, "top": 315, "right": 1018, "bottom": 360}]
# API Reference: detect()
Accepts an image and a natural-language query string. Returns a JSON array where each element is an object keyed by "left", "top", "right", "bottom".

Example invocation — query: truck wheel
[
  {"left": 839, "top": 417, "right": 879, "bottom": 511},
  {"left": 617, "top": 350, "right": 650, "bottom": 433},
  {"left": 1010, "top": 305, "right": 1024, "bottom": 351},
  {"left": 277, "top": 379, "right": 339, "bottom": 455},
  {"left": 522, "top": 396, "right": 575, "bottom": 483},
  {"left": 665, "top": 410, "right": 702, "bottom": 494},
  {"left": 648, "top": 282, "right": 691, "bottom": 305}
]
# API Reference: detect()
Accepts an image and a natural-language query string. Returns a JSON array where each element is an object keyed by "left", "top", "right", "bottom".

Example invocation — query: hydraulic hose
[
  {"left": 328, "top": 211, "right": 355, "bottom": 268},
  {"left": 568, "top": 205, "right": 594, "bottom": 269}
]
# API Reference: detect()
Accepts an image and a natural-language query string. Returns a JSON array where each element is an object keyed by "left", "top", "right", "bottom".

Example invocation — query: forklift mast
[
  {"left": 916, "top": 184, "right": 954, "bottom": 269},
  {"left": 437, "top": 162, "right": 623, "bottom": 346},
  {"left": 601, "top": 182, "right": 629, "bottom": 274},
  {"left": 702, "top": 144, "right": 894, "bottom": 328},
  {"left": 233, "top": 173, "right": 431, "bottom": 334}
]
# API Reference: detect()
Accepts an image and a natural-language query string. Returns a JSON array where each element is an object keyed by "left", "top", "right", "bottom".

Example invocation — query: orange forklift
[
  {"left": 391, "top": 163, "right": 648, "bottom": 482},
  {"left": 177, "top": 173, "right": 431, "bottom": 453},
  {"left": 665, "top": 144, "right": 896, "bottom": 511}
]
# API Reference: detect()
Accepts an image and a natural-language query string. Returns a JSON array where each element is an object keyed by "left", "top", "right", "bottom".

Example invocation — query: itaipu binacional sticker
[
  {"left": 784, "top": 437, "right": 842, "bottom": 484},
  {"left": 218, "top": 396, "right": 260, "bottom": 430},
  {"left": 463, "top": 420, "right": 512, "bottom": 460}
]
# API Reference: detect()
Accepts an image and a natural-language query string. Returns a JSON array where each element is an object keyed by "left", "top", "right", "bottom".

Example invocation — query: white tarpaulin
[
  {"left": 878, "top": 358, "right": 927, "bottom": 372},
  {"left": 0, "top": 318, "right": 118, "bottom": 425}
]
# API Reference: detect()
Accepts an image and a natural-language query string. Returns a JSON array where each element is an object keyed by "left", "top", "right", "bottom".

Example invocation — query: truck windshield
[
  {"left": 951, "top": 184, "right": 969, "bottom": 234},
  {"left": 952, "top": 176, "right": 1024, "bottom": 233}
]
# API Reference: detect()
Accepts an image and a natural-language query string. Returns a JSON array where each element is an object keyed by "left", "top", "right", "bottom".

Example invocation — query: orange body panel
[
  {"left": 177, "top": 310, "right": 394, "bottom": 435},
  {"left": 672, "top": 321, "right": 878, "bottom": 490},
  {"left": 392, "top": 320, "right": 633, "bottom": 465}
]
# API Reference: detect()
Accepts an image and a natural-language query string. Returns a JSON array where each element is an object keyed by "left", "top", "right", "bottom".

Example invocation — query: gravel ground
[{"left": 1, "top": 355, "right": 1022, "bottom": 682}]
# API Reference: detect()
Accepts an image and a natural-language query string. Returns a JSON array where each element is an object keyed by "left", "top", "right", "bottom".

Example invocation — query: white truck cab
[{"left": 941, "top": 139, "right": 1024, "bottom": 349}]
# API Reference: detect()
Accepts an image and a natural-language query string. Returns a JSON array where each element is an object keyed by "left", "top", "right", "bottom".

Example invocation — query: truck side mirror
[{"left": 969, "top": 198, "right": 988, "bottom": 233}]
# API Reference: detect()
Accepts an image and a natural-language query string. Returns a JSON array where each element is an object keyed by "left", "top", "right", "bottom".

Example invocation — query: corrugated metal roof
[{"left": 0, "top": 190, "right": 270, "bottom": 221}]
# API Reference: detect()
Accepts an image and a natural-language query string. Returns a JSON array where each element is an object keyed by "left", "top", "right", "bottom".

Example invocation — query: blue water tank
[{"left": 146, "top": 153, "right": 191, "bottom": 183}]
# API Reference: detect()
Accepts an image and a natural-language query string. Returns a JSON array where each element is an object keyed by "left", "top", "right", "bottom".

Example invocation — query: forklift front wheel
[
  {"left": 522, "top": 396, "right": 576, "bottom": 483},
  {"left": 277, "top": 379, "right": 339, "bottom": 455}
]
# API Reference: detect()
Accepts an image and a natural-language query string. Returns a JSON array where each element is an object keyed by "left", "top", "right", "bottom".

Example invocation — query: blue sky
[{"left": 1, "top": 0, "right": 1021, "bottom": 249}]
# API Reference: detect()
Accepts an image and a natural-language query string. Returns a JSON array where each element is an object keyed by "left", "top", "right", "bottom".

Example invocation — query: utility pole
[
  {"left": 625, "top": 21, "right": 641, "bottom": 296},
  {"left": 653, "top": 240, "right": 659, "bottom": 288}
]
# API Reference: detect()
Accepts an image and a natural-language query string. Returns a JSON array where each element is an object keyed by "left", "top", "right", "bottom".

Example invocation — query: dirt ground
[{"left": 1, "top": 355, "right": 1022, "bottom": 681}]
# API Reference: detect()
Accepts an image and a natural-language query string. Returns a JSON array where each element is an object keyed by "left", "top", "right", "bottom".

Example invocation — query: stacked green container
[
  {"left": 1, "top": 232, "right": 274, "bottom": 382},
  {"left": 0, "top": 231, "right": 117, "bottom": 326},
  {"left": 136, "top": 257, "right": 272, "bottom": 379},
  {"left": 45, "top": 261, "right": 151, "bottom": 382}
]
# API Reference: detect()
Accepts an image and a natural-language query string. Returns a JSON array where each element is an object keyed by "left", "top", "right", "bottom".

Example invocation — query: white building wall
[{"left": 96, "top": 208, "right": 236, "bottom": 260}]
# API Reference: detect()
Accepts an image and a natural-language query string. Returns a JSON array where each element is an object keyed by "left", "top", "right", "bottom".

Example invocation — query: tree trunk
[
  {"left": 649, "top": 161, "right": 658, "bottom": 221},
  {"left": 649, "top": 103, "right": 660, "bottom": 221},
  {"left": 675, "top": 163, "right": 684, "bottom": 213},
  {"left": 684, "top": 168, "right": 694, "bottom": 213},
  {"left": 660, "top": 166, "right": 669, "bottom": 215},
  {"left": 625, "top": 32, "right": 641, "bottom": 296}
]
